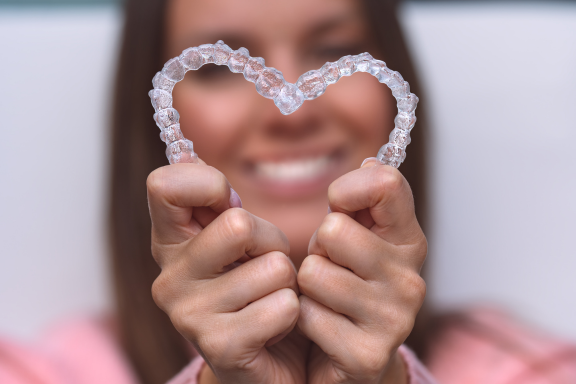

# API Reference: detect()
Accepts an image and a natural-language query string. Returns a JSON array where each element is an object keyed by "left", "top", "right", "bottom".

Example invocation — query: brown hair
[{"left": 109, "top": 0, "right": 430, "bottom": 383}]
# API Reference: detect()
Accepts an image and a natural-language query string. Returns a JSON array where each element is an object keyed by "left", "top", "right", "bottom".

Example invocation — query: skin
[
  {"left": 165, "top": 0, "right": 391, "bottom": 266},
  {"left": 148, "top": 0, "right": 428, "bottom": 383}
]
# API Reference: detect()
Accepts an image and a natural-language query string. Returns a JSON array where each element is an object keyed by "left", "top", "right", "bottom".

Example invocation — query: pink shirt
[{"left": 1, "top": 310, "right": 575, "bottom": 384}]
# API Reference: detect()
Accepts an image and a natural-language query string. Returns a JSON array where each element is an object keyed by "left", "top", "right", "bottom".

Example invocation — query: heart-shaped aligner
[{"left": 149, "top": 40, "right": 419, "bottom": 167}]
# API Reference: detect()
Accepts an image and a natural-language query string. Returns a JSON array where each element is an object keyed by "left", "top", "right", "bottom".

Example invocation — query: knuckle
[
  {"left": 151, "top": 268, "right": 187, "bottom": 311},
  {"left": 397, "top": 312, "right": 416, "bottom": 339},
  {"left": 316, "top": 213, "right": 347, "bottom": 247},
  {"left": 220, "top": 208, "right": 253, "bottom": 240},
  {"left": 266, "top": 252, "right": 296, "bottom": 287},
  {"left": 276, "top": 288, "right": 300, "bottom": 318},
  {"left": 390, "top": 268, "right": 427, "bottom": 308},
  {"left": 152, "top": 271, "right": 206, "bottom": 336},
  {"left": 205, "top": 167, "right": 229, "bottom": 203},
  {"left": 198, "top": 329, "right": 234, "bottom": 366},
  {"left": 352, "top": 345, "right": 388, "bottom": 378},
  {"left": 169, "top": 302, "right": 205, "bottom": 342},
  {"left": 297, "top": 255, "right": 322, "bottom": 289},
  {"left": 406, "top": 273, "right": 427, "bottom": 306},
  {"left": 151, "top": 273, "right": 172, "bottom": 311},
  {"left": 326, "top": 180, "right": 341, "bottom": 206},
  {"left": 207, "top": 165, "right": 227, "bottom": 187},
  {"left": 152, "top": 274, "right": 167, "bottom": 311},
  {"left": 326, "top": 169, "right": 358, "bottom": 206},
  {"left": 384, "top": 305, "right": 416, "bottom": 340},
  {"left": 146, "top": 168, "right": 168, "bottom": 199},
  {"left": 169, "top": 303, "right": 192, "bottom": 334},
  {"left": 376, "top": 166, "right": 405, "bottom": 195},
  {"left": 416, "top": 236, "right": 429, "bottom": 261},
  {"left": 374, "top": 273, "right": 420, "bottom": 338}
]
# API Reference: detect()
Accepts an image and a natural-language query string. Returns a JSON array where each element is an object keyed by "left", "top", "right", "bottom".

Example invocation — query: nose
[
  {"left": 263, "top": 101, "right": 323, "bottom": 141},
  {"left": 250, "top": 43, "right": 326, "bottom": 142},
  {"left": 265, "top": 44, "right": 301, "bottom": 84}
]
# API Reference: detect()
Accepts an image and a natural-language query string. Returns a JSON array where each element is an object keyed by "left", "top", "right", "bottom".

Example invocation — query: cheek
[
  {"left": 323, "top": 73, "right": 393, "bottom": 150},
  {"left": 172, "top": 81, "right": 256, "bottom": 164}
]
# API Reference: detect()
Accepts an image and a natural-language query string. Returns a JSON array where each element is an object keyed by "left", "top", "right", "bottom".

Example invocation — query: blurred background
[{"left": 0, "top": 0, "right": 575, "bottom": 342}]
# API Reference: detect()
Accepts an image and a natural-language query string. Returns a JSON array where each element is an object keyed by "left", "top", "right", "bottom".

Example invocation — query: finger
[
  {"left": 191, "top": 189, "right": 242, "bottom": 229},
  {"left": 183, "top": 158, "right": 241, "bottom": 228},
  {"left": 309, "top": 213, "right": 426, "bottom": 277},
  {"left": 147, "top": 163, "right": 232, "bottom": 245},
  {"left": 231, "top": 288, "right": 300, "bottom": 352},
  {"left": 298, "top": 254, "right": 371, "bottom": 321},
  {"left": 190, "top": 288, "right": 300, "bottom": 383},
  {"left": 327, "top": 163, "right": 423, "bottom": 245},
  {"left": 354, "top": 207, "right": 376, "bottom": 229},
  {"left": 190, "top": 206, "right": 220, "bottom": 229},
  {"left": 299, "top": 296, "right": 412, "bottom": 382},
  {"left": 182, "top": 208, "right": 290, "bottom": 277},
  {"left": 297, "top": 296, "right": 365, "bottom": 370},
  {"left": 206, "top": 251, "right": 298, "bottom": 313}
]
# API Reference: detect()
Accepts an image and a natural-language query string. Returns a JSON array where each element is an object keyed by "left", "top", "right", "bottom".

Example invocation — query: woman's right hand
[{"left": 147, "top": 163, "right": 308, "bottom": 384}]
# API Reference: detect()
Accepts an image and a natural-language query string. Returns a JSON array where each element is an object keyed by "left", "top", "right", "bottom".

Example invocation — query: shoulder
[
  {"left": 426, "top": 308, "right": 576, "bottom": 384},
  {"left": 0, "top": 316, "right": 138, "bottom": 384}
]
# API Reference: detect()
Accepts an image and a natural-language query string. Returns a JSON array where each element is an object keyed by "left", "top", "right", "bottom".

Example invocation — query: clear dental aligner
[{"left": 149, "top": 40, "right": 418, "bottom": 168}]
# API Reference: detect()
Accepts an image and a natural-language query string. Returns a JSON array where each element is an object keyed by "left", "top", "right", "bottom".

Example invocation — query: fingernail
[
  {"left": 327, "top": 205, "right": 332, "bottom": 214},
  {"left": 229, "top": 188, "right": 242, "bottom": 208},
  {"left": 361, "top": 157, "right": 379, "bottom": 168}
]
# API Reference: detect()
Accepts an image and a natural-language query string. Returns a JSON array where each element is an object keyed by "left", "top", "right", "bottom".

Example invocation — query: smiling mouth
[
  {"left": 255, "top": 155, "right": 331, "bottom": 182},
  {"left": 242, "top": 148, "right": 346, "bottom": 199}
]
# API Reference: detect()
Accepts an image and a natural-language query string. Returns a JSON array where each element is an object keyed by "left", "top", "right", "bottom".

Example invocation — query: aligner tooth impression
[{"left": 148, "top": 40, "right": 419, "bottom": 167}]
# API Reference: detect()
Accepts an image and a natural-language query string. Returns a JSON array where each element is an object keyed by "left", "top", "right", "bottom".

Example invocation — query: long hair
[{"left": 109, "top": 1, "right": 429, "bottom": 383}]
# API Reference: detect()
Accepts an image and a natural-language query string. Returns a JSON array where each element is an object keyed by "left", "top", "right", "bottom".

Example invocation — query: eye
[
  {"left": 185, "top": 64, "right": 240, "bottom": 86},
  {"left": 312, "top": 43, "right": 367, "bottom": 61}
]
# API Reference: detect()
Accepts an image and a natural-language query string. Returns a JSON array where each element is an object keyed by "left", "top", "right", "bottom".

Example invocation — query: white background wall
[
  {"left": 401, "top": 2, "right": 576, "bottom": 340},
  {"left": 0, "top": 2, "right": 575, "bottom": 341},
  {"left": 0, "top": 7, "right": 118, "bottom": 338}
]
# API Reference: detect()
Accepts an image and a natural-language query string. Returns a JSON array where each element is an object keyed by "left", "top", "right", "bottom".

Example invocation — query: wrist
[{"left": 379, "top": 351, "right": 408, "bottom": 384}]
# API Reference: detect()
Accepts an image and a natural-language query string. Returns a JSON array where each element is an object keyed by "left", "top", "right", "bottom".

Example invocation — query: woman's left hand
[{"left": 297, "top": 159, "right": 428, "bottom": 384}]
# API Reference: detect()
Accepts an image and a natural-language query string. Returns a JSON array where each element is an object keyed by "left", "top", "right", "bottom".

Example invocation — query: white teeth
[{"left": 256, "top": 156, "right": 330, "bottom": 181}]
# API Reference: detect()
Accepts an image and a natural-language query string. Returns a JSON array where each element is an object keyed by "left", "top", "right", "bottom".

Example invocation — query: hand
[
  {"left": 297, "top": 159, "right": 428, "bottom": 384},
  {"left": 147, "top": 162, "right": 309, "bottom": 384}
]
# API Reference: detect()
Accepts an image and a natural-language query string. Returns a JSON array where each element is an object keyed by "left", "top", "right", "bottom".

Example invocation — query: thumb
[{"left": 327, "top": 158, "right": 421, "bottom": 245}]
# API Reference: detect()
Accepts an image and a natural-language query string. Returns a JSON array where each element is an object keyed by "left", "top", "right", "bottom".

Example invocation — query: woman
[
  {"left": 116, "top": 0, "right": 428, "bottom": 382},
  {"left": 1, "top": 0, "right": 575, "bottom": 383}
]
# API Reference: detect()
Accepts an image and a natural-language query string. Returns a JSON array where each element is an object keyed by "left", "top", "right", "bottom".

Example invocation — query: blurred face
[{"left": 166, "top": 0, "right": 394, "bottom": 266}]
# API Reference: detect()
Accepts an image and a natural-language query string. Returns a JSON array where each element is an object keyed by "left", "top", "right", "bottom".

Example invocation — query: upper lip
[{"left": 242, "top": 143, "right": 345, "bottom": 167}]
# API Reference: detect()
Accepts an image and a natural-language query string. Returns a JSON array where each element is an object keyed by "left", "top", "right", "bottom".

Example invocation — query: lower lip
[{"left": 244, "top": 155, "right": 345, "bottom": 200}]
